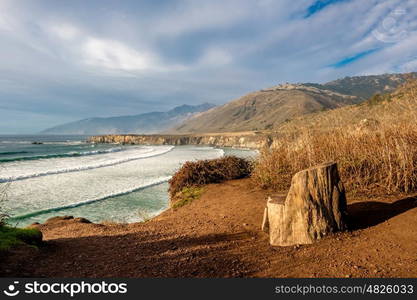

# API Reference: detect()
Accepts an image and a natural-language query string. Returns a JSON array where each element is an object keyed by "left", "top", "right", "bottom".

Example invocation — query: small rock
[
  {"left": 74, "top": 217, "right": 92, "bottom": 224},
  {"left": 45, "top": 215, "right": 74, "bottom": 223}
]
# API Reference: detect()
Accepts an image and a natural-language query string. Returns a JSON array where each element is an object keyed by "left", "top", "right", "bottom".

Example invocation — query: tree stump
[{"left": 265, "top": 162, "right": 347, "bottom": 246}]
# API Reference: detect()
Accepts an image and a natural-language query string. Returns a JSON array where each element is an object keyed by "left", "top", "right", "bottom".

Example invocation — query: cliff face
[{"left": 88, "top": 133, "right": 272, "bottom": 149}]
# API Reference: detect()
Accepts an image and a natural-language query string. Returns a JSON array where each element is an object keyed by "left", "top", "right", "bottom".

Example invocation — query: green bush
[
  {"left": 172, "top": 187, "right": 204, "bottom": 209},
  {"left": 0, "top": 225, "right": 43, "bottom": 252}
]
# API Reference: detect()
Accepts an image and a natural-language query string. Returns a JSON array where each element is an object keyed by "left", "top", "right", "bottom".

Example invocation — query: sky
[{"left": 0, "top": 0, "right": 417, "bottom": 133}]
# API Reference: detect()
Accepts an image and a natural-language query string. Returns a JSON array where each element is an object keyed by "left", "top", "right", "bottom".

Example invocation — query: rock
[
  {"left": 74, "top": 217, "right": 92, "bottom": 223},
  {"left": 267, "top": 162, "right": 347, "bottom": 246},
  {"left": 45, "top": 216, "right": 74, "bottom": 223},
  {"left": 28, "top": 222, "right": 40, "bottom": 228},
  {"left": 87, "top": 133, "right": 270, "bottom": 149}
]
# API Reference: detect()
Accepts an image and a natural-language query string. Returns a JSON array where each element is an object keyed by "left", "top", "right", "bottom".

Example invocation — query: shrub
[
  {"left": 169, "top": 156, "right": 252, "bottom": 198},
  {"left": 172, "top": 187, "right": 204, "bottom": 209},
  {"left": 252, "top": 123, "right": 417, "bottom": 195},
  {"left": 366, "top": 93, "right": 392, "bottom": 106},
  {"left": 0, "top": 225, "right": 43, "bottom": 252}
]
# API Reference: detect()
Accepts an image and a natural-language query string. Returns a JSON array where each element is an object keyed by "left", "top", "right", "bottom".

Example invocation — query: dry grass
[
  {"left": 253, "top": 79, "right": 417, "bottom": 195},
  {"left": 277, "top": 78, "right": 417, "bottom": 133},
  {"left": 252, "top": 123, "right": 417, "bottom": 195},
  {"left": 168, "top": 156, "right": 252, "bottom": 199}
]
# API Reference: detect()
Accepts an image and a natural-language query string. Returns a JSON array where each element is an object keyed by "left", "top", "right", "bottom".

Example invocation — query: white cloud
[
  {"left": 50, "top": 23, "right": 80, "bottom": 40},
  {"left": 198, "top": 47, "right": 233, "bottom": 66},
  {"left": 150, "top": 1, "right": 249, "bottom": 36},
  {"left": 399, "top": 58, "right": 417, "bottom": 72},
  {"left": 1, "top": 0, "right": 417, "bottom": 133},
  {"left": 82, "top": 38, "right": 155, "bottom": 71}
]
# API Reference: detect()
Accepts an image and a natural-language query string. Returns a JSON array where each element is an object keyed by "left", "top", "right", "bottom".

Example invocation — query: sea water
[{"left": 0, "top": 135, "right": 257, "bottom": 226}]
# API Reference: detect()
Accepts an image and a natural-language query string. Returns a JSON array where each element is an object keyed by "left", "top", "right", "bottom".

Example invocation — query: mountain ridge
[
  {"left": 277, "top": 77, "right": 417, "bottom": 132},
  {"left": 41, "top": 103, "right": 215, "bottom": 135},
  {"left": 173, "top": 72, "right": 416, "bottom": 134}
]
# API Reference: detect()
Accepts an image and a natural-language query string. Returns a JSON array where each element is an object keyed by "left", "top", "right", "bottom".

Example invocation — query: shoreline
[{"left": 7, "top": 145, "right": 255, "bottom": 227}]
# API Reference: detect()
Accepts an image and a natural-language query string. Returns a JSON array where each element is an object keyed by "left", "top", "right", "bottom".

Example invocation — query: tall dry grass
[{"left": 252, "top": 123, "right": 417, "bottom": 195}]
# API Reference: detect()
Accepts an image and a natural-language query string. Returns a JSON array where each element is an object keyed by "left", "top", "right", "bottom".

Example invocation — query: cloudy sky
[{"left": 0, "top": 0, "right": 416, "bottom": 133}]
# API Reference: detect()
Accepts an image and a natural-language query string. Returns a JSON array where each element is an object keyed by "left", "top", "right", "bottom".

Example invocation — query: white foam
[
  {"left": 4, "top": 145, "right": 224, "bottom": 223},
  {"left": 11, "top": 176, "right": 172, "bottom": 220},
  {"left": 0, "top": 145, "right": 174, "bottom": 182},
  {"left": 216, "top": 148, "right": 225, "bottom": 157}
]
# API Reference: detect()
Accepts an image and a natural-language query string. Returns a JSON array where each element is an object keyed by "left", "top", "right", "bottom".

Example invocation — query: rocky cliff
[{"left": 88, "top": 133, "right": 272, "bottom": 149}]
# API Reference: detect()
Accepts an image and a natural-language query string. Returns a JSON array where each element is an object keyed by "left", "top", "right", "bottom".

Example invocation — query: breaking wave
[
  {"left": 0, "top": 147, "right": 124, "bottom": 163},
  {"left": 9, "top": 176, "right": 171, "bottom": 221},
  {"left": 0, "top": 146, "right": 174, "bottom": 182}
]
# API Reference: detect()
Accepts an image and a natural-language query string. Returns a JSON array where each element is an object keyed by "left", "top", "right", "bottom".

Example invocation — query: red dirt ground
[{"left": 1, "top": 178, "right": 417, "bottom": 277}]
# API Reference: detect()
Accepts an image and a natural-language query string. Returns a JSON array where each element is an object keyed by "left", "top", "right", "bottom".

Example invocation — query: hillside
[
  {"left": 41, "top": 103, "right": 215, "bottom": 135},
  {"left": 174, "top": 73, "right": 415, "bottom": 133},
  {"left": 277, "top": 78, "right": 417, "bottom": 132},
  {"left": 310, "top": 73, "right": 414, "bottom": 99}
]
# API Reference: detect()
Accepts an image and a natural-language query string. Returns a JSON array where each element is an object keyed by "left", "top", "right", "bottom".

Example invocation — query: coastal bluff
[{"left": 88, "top": 132, "right": 273, "bottom": 149}]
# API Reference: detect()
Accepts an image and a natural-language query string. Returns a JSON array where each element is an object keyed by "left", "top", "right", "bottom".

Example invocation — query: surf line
[
  {"left": 9, "top": 177, "right": 171, "bottom": 221},
  {"left": 0, "top": 147, "right": 125, "bottom": 163},
  {"left": 0, "top": 146, "right": 175, "bottom": 183}
]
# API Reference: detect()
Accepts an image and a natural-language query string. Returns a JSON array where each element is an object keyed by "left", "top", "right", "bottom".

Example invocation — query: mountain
[
  {"left": 41, "top": 103, "right": 215, "bottom": 135},
  {"left": 312, "top": 72, "right": 415, "bottom": 99},
  {"left": 174, "top": 73, "right": 416, "bottom": 133},
  {"left": 277, "top": 77, "right": 417, "bottom": 132}
]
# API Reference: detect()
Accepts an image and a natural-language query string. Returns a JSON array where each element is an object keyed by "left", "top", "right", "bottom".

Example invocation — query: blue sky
[{"left": 0, "top": 0, "right": 416, "bottom": 133}]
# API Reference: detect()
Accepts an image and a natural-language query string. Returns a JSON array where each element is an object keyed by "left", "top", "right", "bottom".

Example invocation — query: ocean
[{"left": 0, "top": 135, "right": 256, "bottom": 227}]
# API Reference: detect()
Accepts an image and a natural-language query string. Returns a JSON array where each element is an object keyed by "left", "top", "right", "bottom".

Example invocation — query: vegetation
[
  {"left": 366, "top": 93, "right": 392, "bottom": 106},
  {"left": 322, "top": 72, "right": 416, "bottom": 99},
  {"left": 169, "top": 156, "right": 252, "bottom": 200},
  {"left": 0, "top": 182, "right": 42, "bottom": 252},
  {"left": 252, "top": 122, "right": 417, "bottom": 195},
  {"left": 0, "top": 225, "right": 43, "bottom": 252},
  {"left": 172, "top": 187, "right": 204, "bottom": 209},
  {"left": 253, "top": 79, "right": 417, "bottom": 195}
]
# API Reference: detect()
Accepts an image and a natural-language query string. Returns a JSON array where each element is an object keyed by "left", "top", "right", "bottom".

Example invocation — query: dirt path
[{"left": 1, "top": 178, "right": 417, "bottom": 277}]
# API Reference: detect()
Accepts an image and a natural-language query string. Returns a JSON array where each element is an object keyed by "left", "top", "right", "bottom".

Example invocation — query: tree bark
[{"left": 266, "top": 162, "right": 347, "bottom": 246}]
